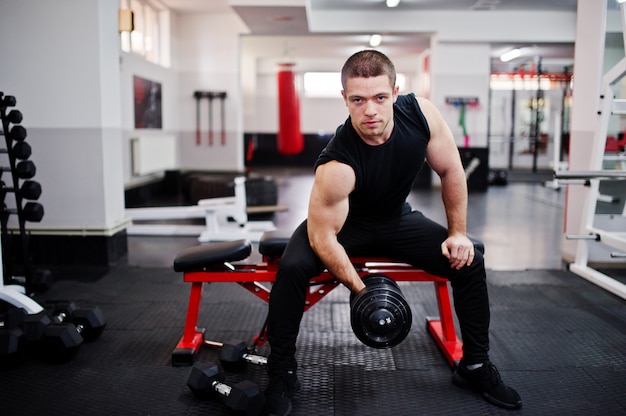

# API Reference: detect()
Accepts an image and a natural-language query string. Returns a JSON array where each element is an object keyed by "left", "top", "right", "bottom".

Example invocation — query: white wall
[
  {"left": 431, "top": 41, "right": 491, "bottom": 148},
  {"left": 119, "top": 51, "right": 180, "bottom": 185},
  {"left": 175, "top": 12, "right": 248, "bottom": 172},
  {"left": 0, "top": 0, "right": 125, "bottom": 232}
]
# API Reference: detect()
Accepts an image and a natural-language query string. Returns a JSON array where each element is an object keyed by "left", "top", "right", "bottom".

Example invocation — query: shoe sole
[{"left": 452, "top": 371, "right": 522, "bottom": 410}]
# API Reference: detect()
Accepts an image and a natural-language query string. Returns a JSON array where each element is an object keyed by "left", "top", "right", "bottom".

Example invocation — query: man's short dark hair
[{"left": 341, "top": 49, "right": 397, "bottom": 90}]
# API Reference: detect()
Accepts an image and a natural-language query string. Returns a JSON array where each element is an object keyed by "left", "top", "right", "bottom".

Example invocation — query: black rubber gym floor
[{"left": 1, "top": 260, "right": 624, "bottom": 415}]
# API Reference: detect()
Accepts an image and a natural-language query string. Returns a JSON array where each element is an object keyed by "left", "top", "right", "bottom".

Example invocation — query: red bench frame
[{"left": 172, "top": 253, "right": 463, "bottom": 368}]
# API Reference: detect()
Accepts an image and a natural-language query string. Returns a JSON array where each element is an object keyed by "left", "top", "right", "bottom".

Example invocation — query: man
[{"left": 264, "top": 50, "right": 522, "bottom": 415}]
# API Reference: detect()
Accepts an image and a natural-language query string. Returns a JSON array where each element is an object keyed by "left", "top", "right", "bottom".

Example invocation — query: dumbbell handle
[
  {"left": 211, "top": 380, "right": 232, "bottom": 397},
  {"left": 243, "top": 353, "right": 267, "bottom": 366},
  {"left": 52, "top": 312, "right": 85, "bottom": 333}
]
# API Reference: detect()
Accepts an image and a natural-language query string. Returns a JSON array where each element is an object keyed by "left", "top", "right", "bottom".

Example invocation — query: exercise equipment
[
  {"left": 350, "top": 273, "right": 412, "bottom": 349},
  {"left": 192, "top": 91, "right": 227, "bottom": 146},
  {"left": 3, "top": 202, "right": 44, "bottom": 222},
  {"left": 276, "top": 63, "right": 304, "bottom": 155},
  {"left": 21, "top": 302, "right": 105, "bottom": 363},
  {"left": 21, "top": 310, "right": 83, "bottom": 363},
  {"left": 126, "top": 176, "right": 276, "bottom": 241},
  {"left": 187, "top": 362, "right": 265, "bottom": 416},
  {"left": 216, "top": 341, "right": 268, "bottom": 371},
  {"left": 193, "top": 91, "right": 202, "bottom": 145},
  {"left": 445, "top": 96, "right": 479, "bottom": 147},
  {"left": 1, "top": 160, "right": 35, "bottom": 179},
  {"left": 43, "top": 301, "right": 106, "bottom": 342},
  {"left": 554, "top": 0, "right": 626, "bottom": 300},
  {"left": 0, "top": 307, "right": 27, "bottom": 368},
  {"left": 1, "top": 142, "right": 31, "bottom": 160},
  {"left": 171, "top": 229, "right": 485, "bottom": 367},
  {"left": 0, "top": 180, "right": 42, "bottom": 201}
]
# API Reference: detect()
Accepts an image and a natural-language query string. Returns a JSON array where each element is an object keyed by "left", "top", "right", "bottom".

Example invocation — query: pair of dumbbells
[
  {"left": 187, "top": 341, "right": 268, "bottom": 415},
  {"left": 21, "top": 301, "right": 106, "bottom": 363},
  {"left": 187, "top": 362, "right": 265, "bottom": 416}
]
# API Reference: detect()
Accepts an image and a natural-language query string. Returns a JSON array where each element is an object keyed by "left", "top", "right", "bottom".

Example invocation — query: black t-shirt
[{"left": 314, "top": 93, "right": 430, "bottom": 222}]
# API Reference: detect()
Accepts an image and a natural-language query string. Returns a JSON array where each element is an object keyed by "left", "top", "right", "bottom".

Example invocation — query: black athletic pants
[{"left": 266, "top": 206, "right": 491, "bottom": 370}]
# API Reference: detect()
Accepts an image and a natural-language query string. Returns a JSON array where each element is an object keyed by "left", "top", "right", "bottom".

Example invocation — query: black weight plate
[{"left": 350, "top": 276, "right": 412, "bottom": 349}]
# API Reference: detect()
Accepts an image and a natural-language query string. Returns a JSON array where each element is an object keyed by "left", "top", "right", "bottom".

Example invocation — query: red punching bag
[{"left": 277, "top": 63, "right": 304, "bottom": 155}]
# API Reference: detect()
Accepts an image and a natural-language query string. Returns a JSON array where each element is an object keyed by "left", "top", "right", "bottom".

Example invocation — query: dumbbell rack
[{"left": 0, "top": 91, "right": 48, "bottom": 301}]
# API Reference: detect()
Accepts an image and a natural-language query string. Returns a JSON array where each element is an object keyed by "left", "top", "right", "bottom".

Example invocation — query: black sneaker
[
  {"left": 264, "top": 369, "right": 301, "bottom": 416},
  {"left": 452, "top": 361, "right": 522, "bottom": 409}
]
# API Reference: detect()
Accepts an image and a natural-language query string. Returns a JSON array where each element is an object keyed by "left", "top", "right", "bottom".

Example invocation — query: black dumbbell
[
  {"left": 9, "top": 268, "right": 53, "bottom": 293},
  {"left": 9, "top": 125, "right": 27, "bottom": 141},
  {"left": 12, "top": 142, "right": 31, "bottom": 160},
  {"left": 1, "top": 94, "right": 16, "bottom": 107},
  {"left": 20, "top": 310, "right": 82, "bottom": 363},
  {"left": 1, "top": 160, "right": 36, "bottom": 179},
  {"left": 1, "top": 180, "right": 42, "bottom": 200},
  {"left": 44, "top": 301, "right": 106, "bottom": 342},
  {"left": 3, "top": 202, "right": 44, "bottom": 222},
  {"left": 0, "top": 142, "right": 31, "bottom": 160},
  {"left": 350, "top": 273, "right": 412, "bottom": 349},
  {"left": 218, "top": 341, "right": 268, "bottom": 371},
  {"left": 21, "top": 302, "right": 106, "bottom": 363},
  {"left": 5, "top": 109, "right": 22, "bottom": 124},
  {"left": 187, "top": 362, "right": 265, "bottom": 416},
  {"left": 30, "top": 269, "right": 53, "bottom": 293},
  {"left": 0, "top": 307, "right": 27, "bottom": 369}
]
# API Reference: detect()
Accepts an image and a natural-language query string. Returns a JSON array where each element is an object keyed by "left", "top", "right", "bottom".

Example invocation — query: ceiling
[{"left": 157, "top": 0, "right": 620, "bottom": 73}]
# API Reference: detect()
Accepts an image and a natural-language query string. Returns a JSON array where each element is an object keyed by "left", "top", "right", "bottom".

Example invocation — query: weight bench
[{"left": 172, "top": 229, "right": 484, "bottom": 368}]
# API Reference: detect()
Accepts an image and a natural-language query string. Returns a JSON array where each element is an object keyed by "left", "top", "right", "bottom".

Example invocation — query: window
[
  {"left": 119, "top": 0, "right": 168, "bottom": 67},
  {"left": 303, "top": 72, "right": 407, "bottom": 98}
]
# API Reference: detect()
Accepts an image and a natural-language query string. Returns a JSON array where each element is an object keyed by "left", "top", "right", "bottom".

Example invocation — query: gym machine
[
  {"left": 171, "top": 229, "right": 485, "bottom": 369},
  {"left": 553, "top": 1, "right": 626, "bottom": 300},
  {"left": 125, "top": 176, "right": 278, "bottom": 242}
]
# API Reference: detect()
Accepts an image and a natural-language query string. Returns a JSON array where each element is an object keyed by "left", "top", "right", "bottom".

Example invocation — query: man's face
[{"left": 341, "top": 75, "right": 399, "bottom": 144}]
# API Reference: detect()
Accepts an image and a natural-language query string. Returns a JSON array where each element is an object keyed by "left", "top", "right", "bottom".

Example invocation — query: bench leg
[
  {"left": 426, "top": 281, "right": 463, "bottom": 368},
  {"left": 172, "top": 281, "right": 205, "bottom": 366}
]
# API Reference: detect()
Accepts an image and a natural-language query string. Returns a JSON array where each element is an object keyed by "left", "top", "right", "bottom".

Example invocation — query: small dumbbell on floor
[
  {"left": 187, "top": 362, "right": 265, "bottom": 416},
  {"left": 217, "top": 341, "right": 268, "bottom": 371},
  {"left": 21, "top": 309, "right": 81, "bottom": 363},
  {"left": 21, "top": 301, "right": 106, "bottom": 363},
  {"left": 44, "top": 301, "right": 106, "bottom": 342},
  {"left": 0, "top": 307, "right": 27, "bottom": 369}
]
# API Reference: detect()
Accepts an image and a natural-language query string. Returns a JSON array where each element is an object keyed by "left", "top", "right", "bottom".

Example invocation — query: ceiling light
[
  {"left": 369, "top": 34, "right": 382, "bottom": 47},
  {"left": 386, "top": 0, "right": 401, "bottom": 8},
  {"left": 500, "top": 48, "right": 522, "bottom": 62}
]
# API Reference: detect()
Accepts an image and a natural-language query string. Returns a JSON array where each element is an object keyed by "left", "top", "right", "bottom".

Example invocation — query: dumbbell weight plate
[
  {"left": 350, "top": 273, "right": 412, "bottom": 349},
  {"left": 38, "top": 323, "right": 84, "bottom": 363}
]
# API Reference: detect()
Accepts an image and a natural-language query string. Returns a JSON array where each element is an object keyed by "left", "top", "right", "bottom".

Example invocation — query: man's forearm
[
  {"left": 440, "top": 171, "right": 469, "bottom": 236},
  {"left": 310, "top": 237, "right": 365, "bottom": 293}
]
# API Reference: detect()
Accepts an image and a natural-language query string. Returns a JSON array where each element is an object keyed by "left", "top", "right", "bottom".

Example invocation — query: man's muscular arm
[
  {"left": 418, "top": 96, "right": 475, "bottom": 270},
  {"left": 307, "top": 161, "right": 366, "bottom": 293}
]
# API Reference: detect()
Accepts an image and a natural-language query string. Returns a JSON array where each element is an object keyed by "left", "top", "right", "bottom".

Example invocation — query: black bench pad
[{"left": 173, "top": 239, "right": 251, "bottom": 272}]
